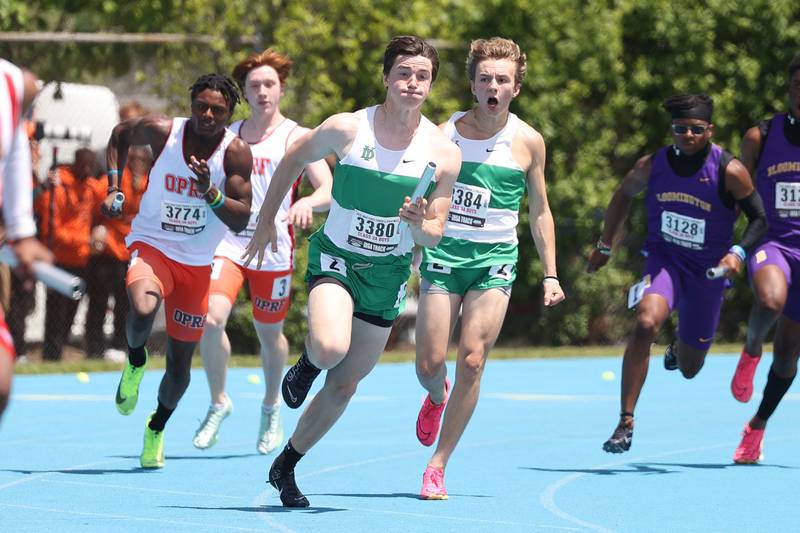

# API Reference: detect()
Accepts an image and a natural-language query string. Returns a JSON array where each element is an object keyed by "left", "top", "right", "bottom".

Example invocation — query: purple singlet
[
  {"left": 640, "top": 143, "right": 736, "bottom": 349},
  {"left": 755, "top": 113, "right": 800, "bottom": 245},
  {"left": 645, "top": 143, "right": 736, "bottom": 271},
  {"left": 749, "top": 113, "right": 800, "bottom": 320}
]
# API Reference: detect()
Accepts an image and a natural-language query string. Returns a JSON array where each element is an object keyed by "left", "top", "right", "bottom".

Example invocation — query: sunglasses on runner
[{"left": 671, "top": 123, "right": 709, "bottom": 135}]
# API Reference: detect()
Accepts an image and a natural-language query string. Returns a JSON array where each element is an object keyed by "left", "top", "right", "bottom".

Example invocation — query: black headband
[{"left": 670, "top": 102, "right": 712, "bottom": 122}]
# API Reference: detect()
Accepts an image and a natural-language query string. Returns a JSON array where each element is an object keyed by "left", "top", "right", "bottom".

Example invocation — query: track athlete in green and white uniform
[
  {"left": 414, "top": 37, "right": 565, "bottom": 500},
  {"left": 243, "top": 35, "right": 461, "bottom": 508}
]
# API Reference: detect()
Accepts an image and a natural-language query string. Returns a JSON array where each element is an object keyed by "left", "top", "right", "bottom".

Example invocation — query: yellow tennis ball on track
[
  {"left": 601, "top": 370, "right": 615, "bottom": 381},
  {"left": 247, "top": 374, "right": 261, "bottom": 385},
  {"left": 76, "top": 372, "right": 90, "bottom": 383}
]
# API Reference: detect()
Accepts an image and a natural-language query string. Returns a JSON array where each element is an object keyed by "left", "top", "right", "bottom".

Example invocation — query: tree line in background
[{"left": 3, "top": 0, "right": 800, "bottom": 351}]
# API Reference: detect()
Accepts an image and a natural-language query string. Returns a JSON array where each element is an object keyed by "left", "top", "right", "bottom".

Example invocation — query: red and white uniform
[
  {"left": 0, "top": 59, "right": 36, "bottom": 242},
  {"left": 0, "top": 58, "right": 36, "bottom": 357},
  {"left": 214, "top": 118, "right": 300, "bottom": 271},
  {"left": 127, "top": 117, "right": 237, "bottom": 266}
]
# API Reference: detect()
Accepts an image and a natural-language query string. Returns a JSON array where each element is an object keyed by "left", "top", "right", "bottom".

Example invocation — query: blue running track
[{"left": 1, "top": 355, "right": 798, "bottom": 532}]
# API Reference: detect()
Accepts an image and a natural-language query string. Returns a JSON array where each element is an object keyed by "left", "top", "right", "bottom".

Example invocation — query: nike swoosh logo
[
  {"left": 285, "top": 386, "right": 297, "bottom": 403},
  {"left": 485, "top": 148, "right": 495, "bottom": 153},
  {"left": 115, "top": 386, "right": 125, "bottom": 405},
  {"left": 402, "top": 159, "right": 414, "bottom": 163},
  {"left": 698, "top": 337, "right": 712, "bottom": 343}
]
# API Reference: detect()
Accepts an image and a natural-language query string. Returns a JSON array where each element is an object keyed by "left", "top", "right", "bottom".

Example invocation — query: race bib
[
  {"left": 237, "top": 211, "right": 259, "bottom": 238},
  {"left": 161, "top": 201, "right": 207, "bottom": 235},
  {"left": 661, "top": 210, "right": 705, "bottom": 249},
  {"left": 627, "top": 275, "right": 651, "bottom": 309},
  {"left": 427, "top": 262, "right": 451, "bottom": 274},
  {"left": 271, "top": 274, "right": 292, "bottom": 299},
  {"left": 347, "top": 210, "right": 401, "bottom": 254},
  {"left": 448, "top": 183, "right": 491, "bottom": 228},
  {"left": 211, "top": 258, "right": 224, "bottom": 280},
  {"left": 775, "top": 182, "right": 800, "bottom": 217},
  {"left": 394, "top": 281, "right": 408, "bottom": 309},
  {"left": 489, "top": 264, "right": 514, "bottom": 280},
  {"left": 320, "top": 252, "right": 347, "bottom": 277}
]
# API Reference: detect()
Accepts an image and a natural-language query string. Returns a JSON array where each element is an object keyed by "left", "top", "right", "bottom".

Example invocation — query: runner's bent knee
[
  {"left": 457, "top": 350, "right": 487, "bottom": 382},
  {"left": 306, "top": 335, "right": 349, "bottom": 369}
]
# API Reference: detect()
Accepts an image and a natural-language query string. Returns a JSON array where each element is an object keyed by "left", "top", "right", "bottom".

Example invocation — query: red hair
[{"left": 231, "top": 49, "right": 293, "bottom": 91}]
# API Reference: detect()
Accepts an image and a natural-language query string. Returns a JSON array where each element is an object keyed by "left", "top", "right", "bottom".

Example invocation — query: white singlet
[
  {"left": 0, "top": 58, "right": 36, "bottom": 240},
  {"left": 213, "top": 118, "right": 300, "bottom": 271},
  {"left": 126, "top": 117, "right": 237, "bottom": 266}
]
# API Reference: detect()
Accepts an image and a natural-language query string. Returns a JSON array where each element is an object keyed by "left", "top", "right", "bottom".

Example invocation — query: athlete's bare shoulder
[
  {"left": 224, "top": 135, "right": 254, "bottom": 181},
  {"left": 428, "top": 124, "right": 460, "bottom": 156},
  {"left": 312, "top": 112, "right": 361, "bottom": 158},
  {"left": 287, "top": 123, "right": 311, "bottom": 145},
  {"left": 227, "top": 135, "right": 251, "bottom": 157},
  {"left": 139, "top": 114, "right": 172, "bottom": 131},
  {"left": 427, "top": 123, "right": 461, "bottom": 179},
  {"left": 319, "top": 112, "right": 360, "bottom": 135},
  {"left": 511, "top": 119, "right": 545, "bottom": 172},
  {"left": 21, "top": 69, "right": 39, "bottom": 114}
]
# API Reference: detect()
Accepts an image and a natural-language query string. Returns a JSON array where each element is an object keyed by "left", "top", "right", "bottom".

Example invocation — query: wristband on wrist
[
  {"left": 107, "top": 169, "right": 120, "bottom": 176},
  {"left": 729, "top": 245, "right": 746, "bottom": 262},
  {"left": 596, "top": 238, "right": 612, "bottom": 256},
  {"left": 543, "top": 276, "right": 560, "bottom": 284},
  {"left": 208, "top": 188, "right": 225, "bottom": 209}
]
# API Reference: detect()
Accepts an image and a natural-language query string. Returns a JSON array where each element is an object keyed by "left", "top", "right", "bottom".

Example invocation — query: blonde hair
[
  {"left": 231, "top": 48, "right": 293, "bottom": 91},
  {"left": 466, "top": 37, "right": 527, "bottom": 86}
]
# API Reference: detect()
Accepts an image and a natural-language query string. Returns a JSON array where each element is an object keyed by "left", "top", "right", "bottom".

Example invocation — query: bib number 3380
[{"left": 347, "top": 210, "right": 401, "bottom": 254}]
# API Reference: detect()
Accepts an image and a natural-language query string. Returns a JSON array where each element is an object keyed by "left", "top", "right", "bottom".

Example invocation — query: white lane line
[
  {"left": 243, "top": 392, "right": 620, "bottom": 403},
  {"left": 0, "top": 429, "right": 129, "bottom": 447},
  {"left": 0, "top": 502, "right": 280, "bottom": 532},
  {"left": 40, "top": 478, "right": 249, "bottom": 500},
  {"left": 12, "top": 394, "right": 114, "bottom": 401},
  {"left": 297, "top": 450, "right": 423, "bottom": 480},
  {"left": 298, "top": 435, "right": 547, "bottom": 481},
  {"left": 485, "top": 393, "right": 616, "bottom": 402},
  {"left": 355, "top": 507, "right": 581, "bottom": 531},
  {"left": 0, "top": 458, "right": 125, "bottom": 491},
  {"left": 540, "top": 435, "right": 800, "bottom": 533}
]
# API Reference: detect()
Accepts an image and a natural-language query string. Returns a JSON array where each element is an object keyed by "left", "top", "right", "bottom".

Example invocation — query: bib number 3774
[{"left": 161, "top": 201, "right": 207, "bottom": 235}]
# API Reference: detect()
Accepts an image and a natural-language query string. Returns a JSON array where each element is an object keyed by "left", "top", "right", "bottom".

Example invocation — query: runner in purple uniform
[
  {"left": 587, "top": 94, "right": 767, "bottom": 454},
  {"left": 731, "top": 55, "right": 800, "bottom": 463}
]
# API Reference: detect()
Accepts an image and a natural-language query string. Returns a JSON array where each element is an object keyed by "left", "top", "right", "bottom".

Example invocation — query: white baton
[
  {"left": 0, "top": 245, "right": 87, "bottom": 300},
  {"left": 399, "top": 162, "right": 437, "bottom": 233}
]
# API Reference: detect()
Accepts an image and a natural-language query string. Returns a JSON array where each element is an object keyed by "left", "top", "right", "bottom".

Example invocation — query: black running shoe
[
  {"left": 602, "top": 421, "right": 633, "bottom": 453},
  {"left": 282, "top": 353, "right": 321, "bottom": 409},
  {"left": 268, "top": 456, "right": 310, "bottom": 508},
  {"left": 663, "top": 343, "right": 678, "bottom": 371}
]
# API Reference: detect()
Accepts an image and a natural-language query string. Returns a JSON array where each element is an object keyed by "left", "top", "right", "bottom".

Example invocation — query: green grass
[{"left": 13, "top": 342, "right": 747, "bottom": 375}]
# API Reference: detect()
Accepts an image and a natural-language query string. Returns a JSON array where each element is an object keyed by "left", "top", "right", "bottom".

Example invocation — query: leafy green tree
[{"left": 3, "top": 0, "right": 799, "bottom": 350}]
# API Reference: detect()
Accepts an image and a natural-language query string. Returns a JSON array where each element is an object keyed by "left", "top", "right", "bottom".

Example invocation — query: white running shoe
[
  {"left": 192, "top": 398, "right": 233, "bottom": 449},
  {"left": 257, "top": 404, "right": 284, "bottom": 454}
]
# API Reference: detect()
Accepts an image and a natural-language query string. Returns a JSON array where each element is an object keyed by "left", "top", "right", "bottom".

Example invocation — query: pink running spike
[
  {"left": 416, "top": 377, "right": 450, "bottom": 446},
  {"left": 733, "top": 424, "right": 765, "bottom": 464},
  {"left": 731, "top": 350, "right": 761, "bottom": 403},
  {"left": 420, "top": 465, "right": 448, "bottom": 500}
]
